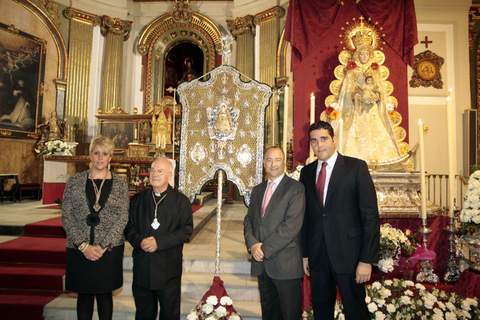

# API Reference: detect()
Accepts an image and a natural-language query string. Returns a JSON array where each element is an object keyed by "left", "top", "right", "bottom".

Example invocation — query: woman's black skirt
[{"left": 65, "top": 244, "right": 124, "bottom": 294}]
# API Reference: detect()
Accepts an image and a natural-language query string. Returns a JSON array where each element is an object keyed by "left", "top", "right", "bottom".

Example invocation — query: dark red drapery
[{"left": 285, "top": 0, "right": 418, "bottom": 164}]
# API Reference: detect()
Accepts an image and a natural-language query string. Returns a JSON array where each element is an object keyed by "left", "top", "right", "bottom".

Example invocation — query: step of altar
[
  {"left": 43, "top": 295, "right": 262, "bottom": 320},
  {"left": 44, "top": 201, "right": 259, "bottom": 320},
  {"left": 115, "top": 271, "right": 259, "bottom": 301}
]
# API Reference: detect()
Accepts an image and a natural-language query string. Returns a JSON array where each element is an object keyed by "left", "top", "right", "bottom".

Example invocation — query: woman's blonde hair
[{"left": 89, "top": 136, "right": 114, "bottom": 156}]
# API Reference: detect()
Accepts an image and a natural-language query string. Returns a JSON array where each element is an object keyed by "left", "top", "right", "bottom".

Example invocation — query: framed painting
[
  {"left": 96, "top": 114, "right": 152, "bottom": 154},
  {"left": 0, "top": 23, "right": 46, "bottom": 139}
]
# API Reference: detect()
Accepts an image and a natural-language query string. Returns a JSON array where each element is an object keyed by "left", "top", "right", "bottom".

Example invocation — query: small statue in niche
[
  {"left": 151, "top": 105, "right": 172, "bottom": 149},
  {"left": 37, "top": 111, "right": 65, "bottom": 141}
]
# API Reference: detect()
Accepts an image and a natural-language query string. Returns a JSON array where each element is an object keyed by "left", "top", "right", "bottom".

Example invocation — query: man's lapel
[
  {"left": 309, "top": 160, "right": 323, "bottom": 208},
  {"left": 325, "top": 154, "right": 345, "bottom": 207}
]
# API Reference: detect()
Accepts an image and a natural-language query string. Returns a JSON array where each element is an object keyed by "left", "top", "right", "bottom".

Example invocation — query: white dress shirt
[{"left": 315, "top": 152, "right": 338, "bottom": 204}]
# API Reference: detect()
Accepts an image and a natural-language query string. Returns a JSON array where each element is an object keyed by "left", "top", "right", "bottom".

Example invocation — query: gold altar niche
[
  {"left": 135, "top": 0, "right": 223, "bottom": 111},
  {"left": 322, "top": 17, "right": 440, "bottom": 217}
]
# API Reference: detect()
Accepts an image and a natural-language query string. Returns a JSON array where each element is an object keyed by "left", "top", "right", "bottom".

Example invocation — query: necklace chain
[
  {"left": 90, "top": 173, "right": 107, "bottom": 213},
  {"left": 152, "top": 191, "right": 168, "bottom": 220}
]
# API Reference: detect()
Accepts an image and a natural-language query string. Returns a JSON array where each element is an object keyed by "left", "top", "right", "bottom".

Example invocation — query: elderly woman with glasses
[{"left": 62, "top": 136, "right": 129, "bottom": 320}]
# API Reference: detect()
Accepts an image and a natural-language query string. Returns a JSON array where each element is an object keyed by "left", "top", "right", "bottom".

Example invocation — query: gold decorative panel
[{"left": 177, "top": 66, "right": 272, "bottom": 205}]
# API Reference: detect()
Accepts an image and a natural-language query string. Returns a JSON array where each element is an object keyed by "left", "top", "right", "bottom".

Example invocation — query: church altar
[
  {"left": 42, "top": 155, "right": 155, "bottom": 204},
  {"left": 372, "top": 171, "right": 441, "bottom": 217}
]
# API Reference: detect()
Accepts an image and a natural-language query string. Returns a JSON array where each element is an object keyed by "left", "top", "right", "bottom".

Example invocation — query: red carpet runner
[
  {"left": 0, "top": 216, "right": 65, "bottom": 320},
  {"left": 0, "top": 204, "right": 203, "bottom": 320}
]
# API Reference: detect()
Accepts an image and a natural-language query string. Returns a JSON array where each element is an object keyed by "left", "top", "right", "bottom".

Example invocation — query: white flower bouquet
[
  {"left": 378, "top": 224, "right": 415, "bottom": 273},
  {"left": 305, "top": 279, "right": 480, "bottom": 319},
  {"left": 460, "top": 170, "right": 480, "bottom": 233},
  {"left": 187, "top": 295, "right": 241, "bottom": 320},
  {"left": 35, "top": 139, "right": 74, "bottom": 156}
]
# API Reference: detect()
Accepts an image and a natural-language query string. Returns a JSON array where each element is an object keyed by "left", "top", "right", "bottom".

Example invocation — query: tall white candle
[
  {"left": 337, "top": 118, "right": 344, "bottom": 153},
  {"left": 283, "top": 85, "right": 289, "bottom": 156},
  {"left": 418, "top": 119, "right": 427, "bottom": 223},
  {"left": 446, "top": 90, "right": 457, "bottom": 217},
  {"left": 310, "top": 92, "right": 315, "bottom": 124},
  {"left": 309, "top": 92, "right": 315, "bottom": 159}
]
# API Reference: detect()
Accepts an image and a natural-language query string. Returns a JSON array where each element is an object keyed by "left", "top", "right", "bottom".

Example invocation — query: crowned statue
[{"left": 323, "top": 17, "right": 409, "bottom": 167}]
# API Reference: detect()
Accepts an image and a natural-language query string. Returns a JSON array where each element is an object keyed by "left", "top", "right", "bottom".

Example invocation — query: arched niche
[{"left": 136, "top": 11, "right": 223, "bottom": 111}]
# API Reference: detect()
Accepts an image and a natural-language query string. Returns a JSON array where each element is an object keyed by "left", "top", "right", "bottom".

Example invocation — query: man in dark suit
[
  {"left": 300, "top": 121, "right": 379, "bottom": 320},
  {"left": 244, "top": 146, "right": 305, "bottom": 320},
  {"left": 125, "top": 157, "right": 193, "bottom": 320}
]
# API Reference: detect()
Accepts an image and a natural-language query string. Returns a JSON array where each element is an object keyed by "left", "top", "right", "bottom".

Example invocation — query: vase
[{"left": 459, "top": 229, "right": 480, "bottom": 272}]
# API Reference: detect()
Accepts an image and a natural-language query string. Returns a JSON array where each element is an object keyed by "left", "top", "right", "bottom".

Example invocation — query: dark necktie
[{"left": 316, "top": 161, "right": 327, "bottom": 205}]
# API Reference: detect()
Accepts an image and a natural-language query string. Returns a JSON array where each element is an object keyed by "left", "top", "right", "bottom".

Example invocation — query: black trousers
[
  {"left": 258, "top": 271, "right": 302, "bottom": 320},
  {"left": 309, "top": 244, "right": 369, "bottom": 320},
  {"left": 132, "top": 276, "right": 181, "bottom": 320}
]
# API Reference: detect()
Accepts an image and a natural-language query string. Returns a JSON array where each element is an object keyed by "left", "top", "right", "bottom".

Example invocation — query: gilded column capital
[
  {"left": 227, "top": 15, "right": 255, "bottom": 37},
  {"left": 254, "top": 6, "right": 285, "bottom": 25},
  {"left": 100, "top": 15, "right": 133, "bottom": 41},
  {"left": 63, "top": 7, "right": 100, "bottom": 25}
]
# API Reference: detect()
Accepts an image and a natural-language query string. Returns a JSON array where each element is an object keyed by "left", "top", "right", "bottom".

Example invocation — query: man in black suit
[
  {"left": 244, "top": 146, "right": 305, "bottom": 320},
  {"left": 300, "top": 121, "right": 379, "bottom": 320},
  {"left": 125, "top": 157, "right": 193, "bottom": 320}
]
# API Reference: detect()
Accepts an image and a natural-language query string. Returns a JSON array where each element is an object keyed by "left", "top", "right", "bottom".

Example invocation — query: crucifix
[{"left": 421, "top": 35, "right": 433, "bottom": 49}]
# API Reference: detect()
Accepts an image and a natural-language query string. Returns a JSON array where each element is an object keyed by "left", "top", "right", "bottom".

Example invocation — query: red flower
[
  {"left": 371, "top": 62, "right": 379, "bottom": 70},
  {"left": 346, "top": 60, "right": 357, "bottom": 70}
]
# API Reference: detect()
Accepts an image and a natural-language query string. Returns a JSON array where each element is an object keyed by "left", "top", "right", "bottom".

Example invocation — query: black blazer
[
  {"left": 125, "top": 186, "right": 193, "bottom": 290},
  {"left": 300, "top": 154, "right": 379, "bottom": 274},
  {"left": 244, "top": 175, "right": 305, "bottom": 280}
]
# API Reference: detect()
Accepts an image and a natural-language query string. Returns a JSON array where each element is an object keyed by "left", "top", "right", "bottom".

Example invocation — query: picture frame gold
[
  {"left": 96, "top": 114, "right": 151, "bottom": 151},
  {"left": 409, "top": 50, "right": 444, "bottom": 89},
  {"left": 0, "top": 23, "right": 46, "bottom": 139}
]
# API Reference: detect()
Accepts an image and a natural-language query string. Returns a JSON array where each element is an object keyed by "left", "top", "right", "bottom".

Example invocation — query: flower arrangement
[
  {"left": 34, "top": 139, "right": 74, "bottom": 156},
  {"left": 306, "top": 279, "right": 480, "bottom": 319},
  {"left": 345, "top": 279, "right": 478, "bottom": 320},
  {"left": 187, "top": 295, "right": 241, "bottom": 320},
  {"left": 378, "top": 224, "right": 415, "bottom": 273},
  {"left": 131, "top": 176, "right": 149, "bottom": 188},
  {"left": 460, "top": 170, "right": 480, "bottom": 234},
  {"left": 287, "top": 165, "right": 304, "bottom": 181}
]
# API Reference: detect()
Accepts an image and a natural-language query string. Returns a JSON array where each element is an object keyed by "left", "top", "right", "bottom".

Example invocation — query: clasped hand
[
  {"left": 83, "top": 245, "right": 106, "bottom": 261},
  {"left": 250, "top": 242, "right": 264, "bottom": 262},
  {"left": 141, "top": 236, "right": 158, "bottom": 253}
]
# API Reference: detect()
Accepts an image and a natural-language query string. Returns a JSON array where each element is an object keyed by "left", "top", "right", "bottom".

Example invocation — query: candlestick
[
  {"left": 283, "top": 85, "right": 289, "bottom": 157},
  {"left": 337, "top": 118, "right": 343, "bottom": 153},
  {"left": 418, "top": 119, "right": 427, "bottom": 223},
  {"left": 446, "top": 90, "right": 456, "bottom": 217}
]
